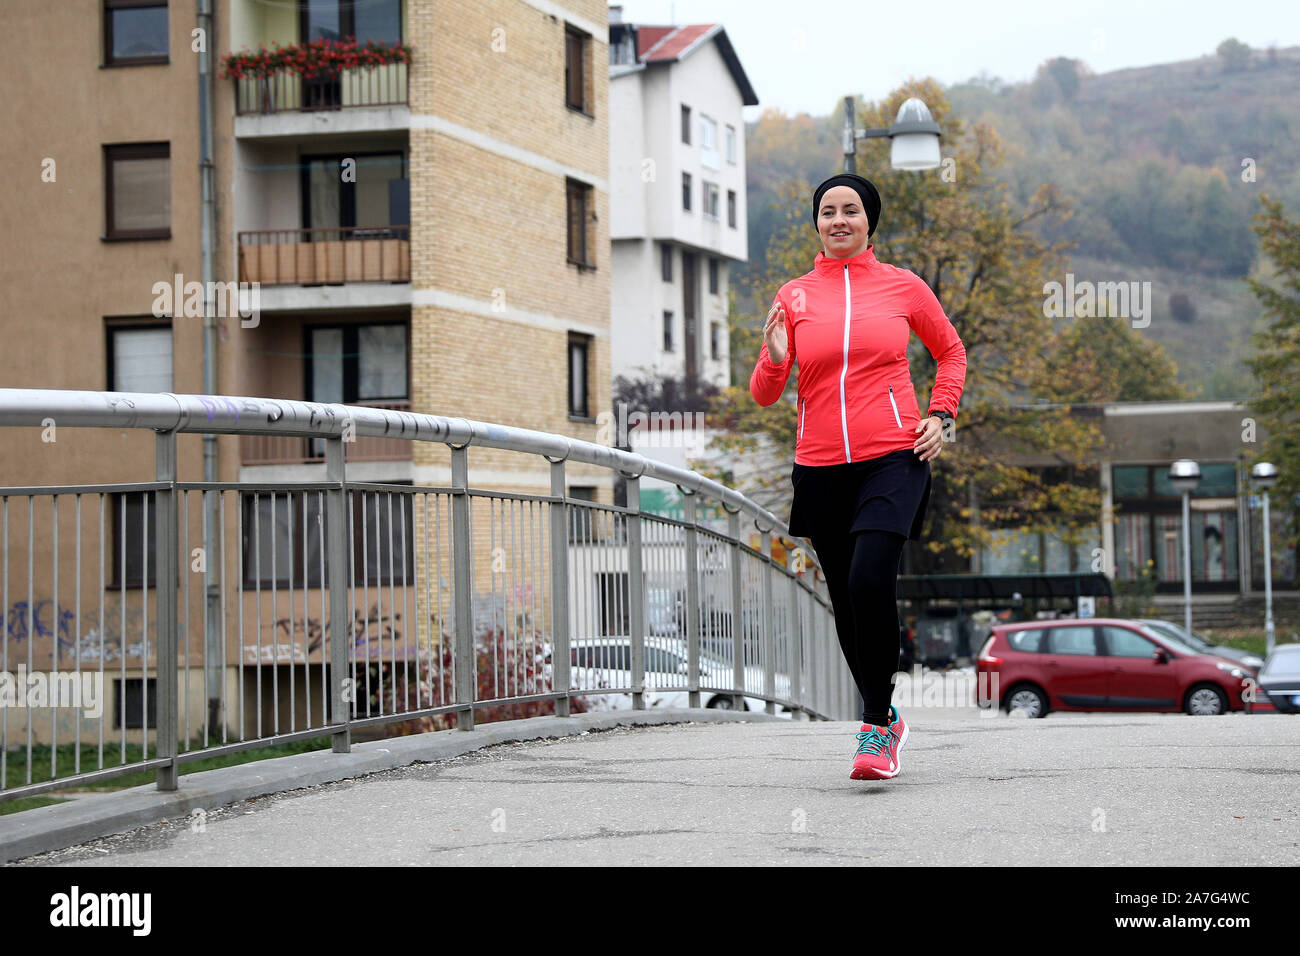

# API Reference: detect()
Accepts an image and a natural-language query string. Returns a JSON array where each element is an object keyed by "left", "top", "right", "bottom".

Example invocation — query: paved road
[{"left": 17, "top": 710, "right": 1300, "bottom": 866}]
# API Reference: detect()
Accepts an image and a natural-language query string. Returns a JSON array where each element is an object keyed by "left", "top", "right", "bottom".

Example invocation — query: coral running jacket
[{"left": 750, "top": 244, "right": 967, "bottom": 466}]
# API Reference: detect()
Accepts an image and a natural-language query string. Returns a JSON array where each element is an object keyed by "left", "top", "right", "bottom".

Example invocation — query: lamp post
[
  {"left": 1250, "top": 462, "right": 1279, "bottom": 654},
  {"left": 842, "top": 95, "right": 942, "bottom": 174},
  {"left": 1168, "top": 460, "right": 1201, "bottom": 634}
]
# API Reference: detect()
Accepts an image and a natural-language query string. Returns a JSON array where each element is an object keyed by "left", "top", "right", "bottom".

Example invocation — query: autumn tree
[
  {"left": 1243, "top": 195, "right": 1300, "bottom": 556},
  {"left": 1038, "top": 313, "right": 1191, "bottom": 404},
  {"left": 703, "top": 78, "right": 1110, "bottom": 575}
]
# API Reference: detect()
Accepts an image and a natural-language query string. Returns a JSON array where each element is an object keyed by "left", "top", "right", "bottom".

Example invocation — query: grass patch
[
  {"left": 2, "top": 735, "right": 335, "bottom": 808},
  {"left": 1198, "top": 623, "right": 1300, "bottom": 659},
  {"left": 0, "top": 796, "right": 73, "bottom": 816}
]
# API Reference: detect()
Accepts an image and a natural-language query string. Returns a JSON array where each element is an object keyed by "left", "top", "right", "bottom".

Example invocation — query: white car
[{"left": 568, "top": 636, "right": 793, "bottom": 717}]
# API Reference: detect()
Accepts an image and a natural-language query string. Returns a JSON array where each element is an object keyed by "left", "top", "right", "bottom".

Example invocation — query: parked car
[
  {"left": 1134, "top": 618, "right": 1265, "bottom": 674},
  {"left": 1257, "top": 643, "right": 1300, "bottom": 714},
  {"left": 569, "top": 636, "right": 793, "bottom": 716},
  {"left": 976, "top": 617, "right": 1250, "bottom": 717}
]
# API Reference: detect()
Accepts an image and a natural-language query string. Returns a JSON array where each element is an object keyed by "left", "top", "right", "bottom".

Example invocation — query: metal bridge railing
[{"left": 0, "top": 389, "right": 852, "bottom": 802}]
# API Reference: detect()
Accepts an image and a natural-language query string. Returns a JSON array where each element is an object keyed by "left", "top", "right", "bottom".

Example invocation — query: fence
[{"left": 0, "top": 389, "right": 853, "bottom": 802}]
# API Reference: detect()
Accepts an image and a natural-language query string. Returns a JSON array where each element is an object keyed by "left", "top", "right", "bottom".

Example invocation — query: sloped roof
[{"left": 629, "top": 23, "right": 758, "bottom": 106}]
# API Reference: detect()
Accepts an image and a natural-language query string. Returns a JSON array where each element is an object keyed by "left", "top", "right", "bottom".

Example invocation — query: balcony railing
[
  {"left": 238, "top": 227, "right": 410, "bottom": 286},
  {"left": 241, "top": 400, "right": 414, "bottom": 465},
  {"left": 234, "top": 63, "right": 408, "bottom": 115}
]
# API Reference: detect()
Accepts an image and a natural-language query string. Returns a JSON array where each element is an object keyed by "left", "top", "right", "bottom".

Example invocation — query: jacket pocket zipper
[
  {"left": 798, "top": 396, "right": 806, "bottom": 439},
  {"left": 888, "top": 385, "right": 902, "bottom": 428}
]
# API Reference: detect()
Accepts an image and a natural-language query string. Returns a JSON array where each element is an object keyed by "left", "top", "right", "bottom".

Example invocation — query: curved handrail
[{"left": 0, "top": 388, "right": 792, "bottom": 535}]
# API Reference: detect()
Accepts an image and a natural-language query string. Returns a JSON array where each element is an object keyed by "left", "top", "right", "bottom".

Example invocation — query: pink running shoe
[{"left": 849, "top": 705, "right": 908, "bottom": 780}]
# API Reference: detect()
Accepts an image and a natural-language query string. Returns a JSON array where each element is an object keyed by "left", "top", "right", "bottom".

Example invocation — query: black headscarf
[{"left": 812, "top": 173, "right": 882, "bottom": 238}]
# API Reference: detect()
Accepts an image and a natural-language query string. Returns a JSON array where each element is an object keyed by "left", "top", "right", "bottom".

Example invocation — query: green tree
[
  {"left": 1038, "top": 313, "right": 1190, "bottom": 403},
  {"left": 705, "top": 78, "right": 1107, "bottom": 573},
  {"left": 1243, "top": 196, "right": 1300, "bottom": 555},
  {"left": 1216, "top": 38, "right": 1251, "bottom": 73}
]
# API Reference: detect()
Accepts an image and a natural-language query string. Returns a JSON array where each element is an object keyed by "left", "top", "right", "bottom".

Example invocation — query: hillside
[{"left": 739, "top": 41, "right": 1300, "bottom": 400}]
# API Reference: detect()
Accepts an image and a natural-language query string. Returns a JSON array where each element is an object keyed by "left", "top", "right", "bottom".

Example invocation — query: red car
[{"left": 976, "top": 618, "right": 1250, "bottom": 717}]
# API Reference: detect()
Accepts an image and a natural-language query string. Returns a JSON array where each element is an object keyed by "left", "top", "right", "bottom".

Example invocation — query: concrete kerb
[{"left": 0, "top": 708, "right": 785, "bottom": 864}]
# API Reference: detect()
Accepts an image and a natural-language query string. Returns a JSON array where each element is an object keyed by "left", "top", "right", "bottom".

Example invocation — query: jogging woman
[{"left": 749, "top": 172, "right": 967, "bottom": 781}]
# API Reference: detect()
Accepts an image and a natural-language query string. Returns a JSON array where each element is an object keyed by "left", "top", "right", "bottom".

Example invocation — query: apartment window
[
  {"left": 241, "top": 488, "right": 414, "bottom": 588},
  {"left": 565, "top": 25, "right": 591, "bottom": 113},
  {"left": 568, "top": 333, "right": 591, "bottom": 418},
  {"left": 107, "top": 322, "right": 173, "bottom": 392},
  {"left": 727, "top": 189, "right": 737, "bottom": 228},
  {"left": 302, "top": 152, "right": 409, "bottom": 233},
  {"left": 111, "top": 492, "right": 156, "bottom": 589},
  {"left": 567, "top": 178, "right": 594, "bottom": 267},
  {"left": 104, "top": 143, "right": 170, "bottom": 240},
  {"left": 301, "top": 0, "right": 402, "bottom": 44},
  {"left": 663, "top": 311, "right": 674, "bottom": 352},
  {"left": 660, "top": 243, "right": 672, "bottom": 282},
  {"left": 307, "top": 323, "right": 408, "bottom": 405},
  {"left": 710, "top": 322, "right": 721, "bottom": 361},
  {"left": 725, "top": 124, "right": 736, "bottom": 163},
  {"left": 708, "top": 258, "right": 719, "bottom": 294},
  {"left": 681, "top": 104, "right": 691, "bottom": 144},
  {"left": 681, "top": 172, "right": 692, "bottom": 212},
  {"left": 703, "top": 181, "right": 720, "bottom": 220},
  {"left": 115, "top": 678, "right": 158, "bottom": 729},
  {"left": 305, "top": 321, "right": 408, "bottom": 458},
  {"left": 700, "top": 115, "right": 719, "bottom": 170},
  {"left": 104, "top": 0, "right": 168, "bottom": 66}
]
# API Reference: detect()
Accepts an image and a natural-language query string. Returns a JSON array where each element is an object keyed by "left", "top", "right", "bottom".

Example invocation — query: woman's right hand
[{"left": 763, "top": 298, "right": 787, "bottom": 364}]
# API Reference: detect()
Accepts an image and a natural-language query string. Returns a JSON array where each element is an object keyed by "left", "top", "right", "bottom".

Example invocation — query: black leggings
[{"left": 809, "top": 529, "right": 906, "bottom": 727}]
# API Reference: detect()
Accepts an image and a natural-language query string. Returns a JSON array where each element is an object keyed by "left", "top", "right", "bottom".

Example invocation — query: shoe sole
[{"left": 849, "top": 721, "right": 909, "bottom": 780}]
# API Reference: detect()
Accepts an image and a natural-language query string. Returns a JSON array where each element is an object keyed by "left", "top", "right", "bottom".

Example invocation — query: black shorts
[{"left": 787, "top": 448, "right": 932, "bottom": 541}]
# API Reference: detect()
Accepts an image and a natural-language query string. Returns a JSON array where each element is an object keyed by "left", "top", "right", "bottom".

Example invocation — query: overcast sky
[{"left": 610, "top": 0, "right": 1300, "bottom": 119}]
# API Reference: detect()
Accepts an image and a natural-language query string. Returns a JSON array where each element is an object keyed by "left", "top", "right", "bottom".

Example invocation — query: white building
[{"left": 607, "top": 9, "right": 758, "bottom": 392}]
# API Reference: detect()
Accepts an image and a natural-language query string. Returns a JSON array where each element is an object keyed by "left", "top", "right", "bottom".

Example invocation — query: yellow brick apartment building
[{"left": 0, "top": 0, "right": 610, "bottom": 743}]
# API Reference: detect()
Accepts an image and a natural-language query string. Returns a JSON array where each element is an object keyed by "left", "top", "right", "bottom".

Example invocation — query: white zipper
[
  {"left": 888, "top": 385, "right": 902, "bottom": 427},
  {"left": 839, "top": 265, "right": 852, "bottom": 462},
  {"left": 798, "top": 396, "right": 806, "bottom": 439}
]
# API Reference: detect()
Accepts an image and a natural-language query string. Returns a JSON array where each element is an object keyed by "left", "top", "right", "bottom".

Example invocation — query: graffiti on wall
[{"left": 3, "top": 597, "right": 155, "bottom": 664}]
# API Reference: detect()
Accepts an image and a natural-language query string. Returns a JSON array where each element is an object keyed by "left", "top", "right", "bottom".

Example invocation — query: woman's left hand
[{"left": 913, "top": 416, "right": 945, "bottom": 462}]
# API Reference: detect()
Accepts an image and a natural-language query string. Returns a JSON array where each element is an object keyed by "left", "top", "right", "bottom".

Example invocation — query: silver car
[{"left": 1258, "top": 643, "right": 1300, "bottom": 714}]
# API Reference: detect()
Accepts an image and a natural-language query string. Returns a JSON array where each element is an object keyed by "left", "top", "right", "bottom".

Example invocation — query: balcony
[
  {"left": 240, "top": 401, "right": 414, "bottom": 465},
  {"left": 239, "top": 227, "right": 410, "bottom": 287},
  {"left": 234, "top": 63, "right": 408, "bottom": 116}
]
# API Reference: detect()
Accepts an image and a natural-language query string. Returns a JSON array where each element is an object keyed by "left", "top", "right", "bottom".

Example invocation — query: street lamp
[
  {"left": 1250, "top": 461, "right": 1279, "bottom": 653},
  {"left": 842, "top": 95, "right": 942, "bottom": 175},
  {"left": 1168, "top": 460, "right": 1201, "bottom": 634}
]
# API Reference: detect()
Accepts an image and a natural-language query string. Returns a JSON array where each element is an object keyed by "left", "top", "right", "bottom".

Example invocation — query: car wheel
[
  {"left": 1004, "top": 684, "right": 1048, "bottom": 718},
  {"left": 708, "top": 695, "right": 740, "bottom": 710},
  {"left": 1185, "top": 683, "right": 1227, "bottom": 716}
]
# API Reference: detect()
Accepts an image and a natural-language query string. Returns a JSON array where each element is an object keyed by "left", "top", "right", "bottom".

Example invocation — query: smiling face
[{"left": 817, "top": 185, "right": 871, "bottom": 258}]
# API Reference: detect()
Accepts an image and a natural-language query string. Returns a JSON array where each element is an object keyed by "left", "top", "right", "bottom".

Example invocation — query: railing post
[
  {"left": 760, "top": 527, "right": 775, "bottom": 715},
  {"left": 450, "top": 445, "right": 475, "bottom": 730},
  {"left": 154, "top": 430, "right": 179, "bottom": 791},
  {"left": 549, "top": 458, "right": 571, "bottom": 718},
  {"left": 325, "top": 436, "right": 351, "bottom": 753},
  {"left": 727, "top": 510, "right": 744, "bottom": 709},
  {"left": 682, "top": 489, "right": 700, "bottom": 709},
  {"left": 625, "top": 474, "right": 646, "bottom": 710},
  {"left": 786, "top": 544, "right": 801, "bottom": 720}
]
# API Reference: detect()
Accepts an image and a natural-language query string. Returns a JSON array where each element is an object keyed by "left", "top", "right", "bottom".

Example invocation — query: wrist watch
[{"left": 928, "top": 409, "right": 955, "bottom": 426}]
